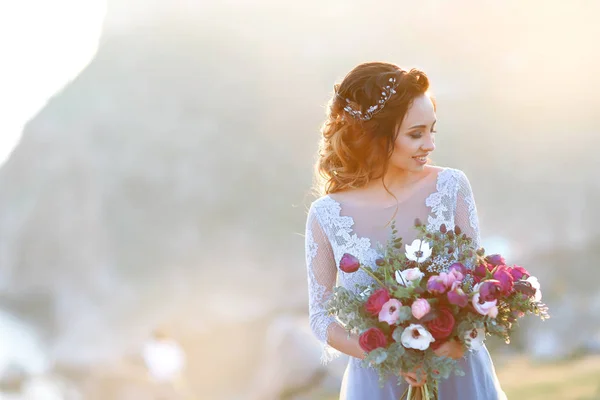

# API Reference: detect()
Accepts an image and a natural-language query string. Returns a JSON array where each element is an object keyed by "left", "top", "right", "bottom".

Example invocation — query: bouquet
[{"left": 325, "top": 219, "right": 549, "bottom": 400}]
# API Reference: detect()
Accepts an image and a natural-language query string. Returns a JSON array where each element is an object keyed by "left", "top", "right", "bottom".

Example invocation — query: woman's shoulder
[
  {"left": 307, "top": 193, "right": 338, "bottom": 214},
  {"left": 431, "top": 165, "right": 470, "bottom": 183}
]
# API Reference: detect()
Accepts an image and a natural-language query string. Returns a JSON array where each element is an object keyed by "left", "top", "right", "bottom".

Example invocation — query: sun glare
[{"left": 0, "top": 0, "right": 106, "bottom": 166}]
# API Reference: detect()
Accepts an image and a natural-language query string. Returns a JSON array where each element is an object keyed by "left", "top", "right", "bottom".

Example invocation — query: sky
[{"left": 0, "top": 0, "right": 106, "bottom": 167}]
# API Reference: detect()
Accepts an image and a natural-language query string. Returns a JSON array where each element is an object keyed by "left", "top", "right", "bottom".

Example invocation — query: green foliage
[
  {"left": 364, "top": 347, "right": 388, "bottom": 365},
  {"left": 396, "top": 306, "right": 413, "bottom": 324}
]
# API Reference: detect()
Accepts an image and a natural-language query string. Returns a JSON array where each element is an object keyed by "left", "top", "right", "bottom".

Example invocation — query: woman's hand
[
  {"left": 433, "top": 338, "right": 465, "bottom": 360},
  {"left": 400, "top": 366, "right": 427, "bottom": 387}
]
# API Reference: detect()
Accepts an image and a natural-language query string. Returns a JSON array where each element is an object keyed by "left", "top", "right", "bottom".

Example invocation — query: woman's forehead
[{"left": 402, "top": 95, "right": 436, "bottom": 127}]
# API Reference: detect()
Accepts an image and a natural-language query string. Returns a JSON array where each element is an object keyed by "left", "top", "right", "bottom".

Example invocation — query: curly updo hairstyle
[{"left": 315, "top": 62, "right": 431, "bottom": 195}]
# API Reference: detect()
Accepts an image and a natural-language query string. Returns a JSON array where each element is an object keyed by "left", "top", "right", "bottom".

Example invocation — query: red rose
[
  {"left": 426, "top": 307, "right": 456, "bottom": 340},
  {"left": 364, "top": 288, "right": 391, "bottom": 316},
  {"left": 358, "top": 327, "right": 388, "bottom": 352}
]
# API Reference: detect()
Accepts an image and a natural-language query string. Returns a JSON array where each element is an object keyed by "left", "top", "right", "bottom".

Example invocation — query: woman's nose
[{"left": 422, "top": 137, "right": 435, "bottom": 152}]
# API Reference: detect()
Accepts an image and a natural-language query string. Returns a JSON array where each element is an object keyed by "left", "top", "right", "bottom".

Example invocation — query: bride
[{"left": 304, "top": 62, "right": 507, "bottom": 399}]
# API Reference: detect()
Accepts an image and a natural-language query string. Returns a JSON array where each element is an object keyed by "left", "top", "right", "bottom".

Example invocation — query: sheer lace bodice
[{"left": 304, "top": 167, "right": 482, "bottom": 362}]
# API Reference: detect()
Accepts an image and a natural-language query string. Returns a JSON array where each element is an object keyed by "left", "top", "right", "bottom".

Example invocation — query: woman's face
[{"left": 389, "top": 94, "right": 437, "bottom": 172}]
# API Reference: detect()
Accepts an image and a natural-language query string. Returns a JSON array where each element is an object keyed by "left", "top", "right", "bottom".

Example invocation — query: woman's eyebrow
[{"left": 408, "top": 120, "right": 436, "bottom": 130}]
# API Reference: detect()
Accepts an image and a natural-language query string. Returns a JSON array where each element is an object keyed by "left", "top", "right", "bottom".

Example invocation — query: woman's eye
[{"left": 411, "top": 133, "right": 422, "bottom": 139}]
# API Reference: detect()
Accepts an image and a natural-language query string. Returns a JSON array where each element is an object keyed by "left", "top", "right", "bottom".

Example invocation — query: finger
[
  {"left": 410, "top": 379, "right": 425, "bottom": 387},
  {"left": 413, "top": 374, "right": 427, "bottom": 386},
  {"left": 404, "top": 376, "right": 418, "bottom": 386}
]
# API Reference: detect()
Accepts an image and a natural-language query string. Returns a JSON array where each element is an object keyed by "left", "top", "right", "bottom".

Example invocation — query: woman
[{"left": 305, "top": 62, "right": 506, "bottom": 399}]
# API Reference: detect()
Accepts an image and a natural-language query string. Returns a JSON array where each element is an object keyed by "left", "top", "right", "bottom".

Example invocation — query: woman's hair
[{"left": 314, "top": 62, "right": 431, "bottom": 195}]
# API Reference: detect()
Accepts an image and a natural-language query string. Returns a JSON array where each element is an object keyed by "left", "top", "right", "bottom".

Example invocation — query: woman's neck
[{"left": 368, "top": 167, "right": 430, "bottom": 193}]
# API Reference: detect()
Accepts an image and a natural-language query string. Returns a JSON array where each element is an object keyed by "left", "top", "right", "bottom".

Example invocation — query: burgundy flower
[
  {"left": 359, "top": 327, "right": 388, "bottom": 352},
  {"left": 478, "top": 280, "right": 503, "bottom": 302},
  {"left": 493, "top": 265, "right": 515, "bottom": 295},
  {"left": 339, "top": 253, "right": 360, "bottom": 273},
  {"left": 364, "top": 289, "right": 391, "bottom": 316},
  {"left": 510, "top": 265, "right": 530, "bottom": 281},
  {"left": 474, "top": 263, "right": 494, "bottom": 279},
  {"left": 427, "top": 307, "right": 456, "bottom": 340},
  {"left": 513, "top": 280, "right": 536, "bottom": 298},
  {"left": 485, "top": 254, "right": 506, "bottom": 267}
]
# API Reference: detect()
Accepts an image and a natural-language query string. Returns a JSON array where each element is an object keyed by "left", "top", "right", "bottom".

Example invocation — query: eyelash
[{"left": 411, "top": 129, "right": 436, "bottom": 139}]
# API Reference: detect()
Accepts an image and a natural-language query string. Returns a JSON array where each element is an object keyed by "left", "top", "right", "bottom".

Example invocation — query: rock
[{"left": 247, "top": 314, "right": 346, "bottom": 400}]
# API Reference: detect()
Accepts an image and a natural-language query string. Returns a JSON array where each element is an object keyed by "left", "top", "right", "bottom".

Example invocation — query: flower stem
[
  {"left": 423, "top": 383, "right": 430, "bottom": 400},
  {"left": 400, "top": 386, "right": 409, "bottom": 400},
  {"left": 359, "top": 266, "right": 386, "bottom": 288}
]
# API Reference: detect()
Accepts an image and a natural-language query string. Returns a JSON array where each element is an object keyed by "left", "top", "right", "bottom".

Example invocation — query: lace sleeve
[
  {"left": 454, "top": 170, "right": 482, "bottom": 250},
  {"left": 305, "top": 202, "right": 339, "bottom": 362}
]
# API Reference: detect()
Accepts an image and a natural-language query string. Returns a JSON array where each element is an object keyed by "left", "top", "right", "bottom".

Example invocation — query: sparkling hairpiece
[{"left": 340, "top": 77, "right": 398, "bottom": 121}]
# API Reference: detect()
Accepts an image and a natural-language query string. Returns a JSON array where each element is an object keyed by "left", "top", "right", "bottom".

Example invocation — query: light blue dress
[{"left": 305, "top": 167, "right": 507, "bottom": 399}]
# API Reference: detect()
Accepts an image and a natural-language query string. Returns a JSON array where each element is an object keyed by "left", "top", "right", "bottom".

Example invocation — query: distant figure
[{"left": 142, "top": 329, "right": 186, "bottom": 384}]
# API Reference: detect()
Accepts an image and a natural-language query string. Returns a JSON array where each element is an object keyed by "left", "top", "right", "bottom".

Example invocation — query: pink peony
[
  {"left": 447, "top": 281, "right": 469, "bottom": 307},
  {"left": 404, "top": 267, "right": 425, "bottom": 281},
  {"left": 449, "top": 262, "right": 467, "bottom": 276},
  {"left": 472, "top": 292, "right": 499, "bottom": 318},
  {"left": 411, "top": 299, "right": 431, "bottom": 320},
  {"left": 427, "top": 275, "right": 448, "bottom": 295},
  {"left": 379, "top": 299, "right": 403, "bottom": 325},
  {"left": 448, "top": 269, "right": 464, "bottom": 283},
  {"left": 478, "top": 280, "right": 503, "bottom": 302}
]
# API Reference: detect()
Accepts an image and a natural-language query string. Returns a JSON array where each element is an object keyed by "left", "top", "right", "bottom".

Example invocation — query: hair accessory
[{"left": 341, "top": 77, "right": 398, "bottom": 121}]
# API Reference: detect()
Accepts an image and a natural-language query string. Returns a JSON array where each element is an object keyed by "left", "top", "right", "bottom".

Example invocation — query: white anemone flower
[
  {"left": 464, "top": 327, "right": 486, "bottom": 351},
  {"left": 405, "top": 239, "right": 432, "bottom": 263},
  {"left": 400, "top": 324, "right": 435, "bottom": 351},
  {"left": 526, "top": 276, "right": 542, "bottom": 302}
]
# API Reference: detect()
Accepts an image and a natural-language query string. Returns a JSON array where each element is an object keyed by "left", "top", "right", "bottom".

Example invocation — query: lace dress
[{"left": 304, "top": 167, "right": 507, "bottom": 400}]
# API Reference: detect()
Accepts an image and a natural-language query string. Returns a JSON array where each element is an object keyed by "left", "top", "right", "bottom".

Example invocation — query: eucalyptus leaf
[
  {"left": 364, "top": 347, "right": 388, "bottom": 365},
  {"left": 393, "top": 286, "right": 412, "bottom": 299},
  {"left": 397, "top": 306, "right": 413, "bottom": 323},
  {"left": 392, "top": 326, "right": 405, "bottom": 343}
]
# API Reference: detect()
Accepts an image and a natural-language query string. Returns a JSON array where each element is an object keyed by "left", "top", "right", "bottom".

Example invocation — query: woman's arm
[
  {"left": 454, "top": 169, "right": 482, "bottom": 250},
  {"left": 305, "top": 203, "right": 366, "bottom": 361}
]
